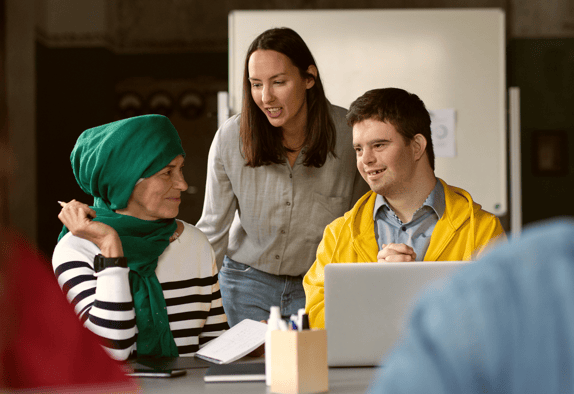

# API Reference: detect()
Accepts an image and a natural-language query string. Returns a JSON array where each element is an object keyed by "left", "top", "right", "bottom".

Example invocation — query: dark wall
[
  {"left": 36, "top": 37, "right": 574, "bottom": 255},
  {"left": 36, "top": 43, "right": 227, "bottom": 256},
  {"left": 507, "top": 38, "right": 574, "bottom": 226},
  {"left": 36, "top": 44, "right": 114, "bottom": 256}
]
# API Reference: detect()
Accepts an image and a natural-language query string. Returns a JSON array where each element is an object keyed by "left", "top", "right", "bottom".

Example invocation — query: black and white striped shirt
[{"left": 52, "top": 221, "right": 228, "bottom": 360}]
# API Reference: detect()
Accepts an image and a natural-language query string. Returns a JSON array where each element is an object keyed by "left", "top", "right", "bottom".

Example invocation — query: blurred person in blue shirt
[{"left": 368, "top": 218, "right": 574, "bottom": 394}]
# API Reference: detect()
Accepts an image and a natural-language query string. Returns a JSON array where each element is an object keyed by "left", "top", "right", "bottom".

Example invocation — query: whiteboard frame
[{"left": 229, "top": 9, "right": 507, "bottom": 216}]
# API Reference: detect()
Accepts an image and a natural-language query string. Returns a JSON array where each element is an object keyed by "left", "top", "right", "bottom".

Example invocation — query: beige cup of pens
[{"left": 267, "top": 310, "right": 328, "bottom": 394}]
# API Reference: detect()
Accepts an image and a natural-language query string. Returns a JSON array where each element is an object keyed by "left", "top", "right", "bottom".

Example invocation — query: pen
[
  {"left": 289, "top": 314, "right": 298, "bottom": 330},
  {"left": 289, "top": 314, "right": 298, "bottom": 329},
  {"left": 58, "top": 200, "right": 95, "bottom": 219},
  {"left": 289, "top": 319, "right": 298, "bottom": 331}
]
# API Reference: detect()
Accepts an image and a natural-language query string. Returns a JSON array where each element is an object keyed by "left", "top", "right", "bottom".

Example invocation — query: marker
[
  {"left": 278, "top": 319, "right": 288, "bottom": 331},
  {"left": 300, "top": 313, "right": 310, "bottom": 330},
  {"left": 266, "top": 306, "right": 281, "bottom": 386},
  {"left": 297, "top": 308, "right": 306, "bottom": 331}
]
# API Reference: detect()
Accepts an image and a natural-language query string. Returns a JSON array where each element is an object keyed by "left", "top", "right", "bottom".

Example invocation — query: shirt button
[
  {"left": 275, "top": 255, "right": 280, "bottom": 259},
  {"left": 286, "top": 202, "right": 291, "bottom": 206},
  {"left": 289, "top": 174, "right": 292, "bottom": 178},
  {"left": 401, "top": 226, "right": 407, "bottom": 231}
]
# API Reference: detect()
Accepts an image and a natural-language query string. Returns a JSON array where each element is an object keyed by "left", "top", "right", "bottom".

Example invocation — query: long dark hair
[{"left": 240, "top": 27, "right": 336, "bottom": 168}]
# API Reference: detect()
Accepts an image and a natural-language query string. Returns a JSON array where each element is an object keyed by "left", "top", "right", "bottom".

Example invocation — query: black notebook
[
  {"left": 128, "top": 356, "right": 212, "bottom": 370},
  {"left": 204, "top": 362, "right": 266, "bottom": 383}
]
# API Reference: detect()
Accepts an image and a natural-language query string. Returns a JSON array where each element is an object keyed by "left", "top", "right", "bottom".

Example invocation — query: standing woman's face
[{"left": 248, "top": 49, "right": 316, "bottom": 133}]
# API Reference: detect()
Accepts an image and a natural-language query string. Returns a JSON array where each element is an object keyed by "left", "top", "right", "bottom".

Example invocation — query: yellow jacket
[{"left": 303, "top": 179, "right": 506, "bottom": 329}]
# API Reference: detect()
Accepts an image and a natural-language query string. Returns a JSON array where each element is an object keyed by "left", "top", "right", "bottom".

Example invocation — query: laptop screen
[{"left": 324, "top": 261, "right": 471, "bottom": 367}]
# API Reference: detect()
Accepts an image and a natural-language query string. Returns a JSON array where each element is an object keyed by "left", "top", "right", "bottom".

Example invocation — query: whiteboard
[{"left": 229, "top": 9, "right": 506, "bottom": 215}]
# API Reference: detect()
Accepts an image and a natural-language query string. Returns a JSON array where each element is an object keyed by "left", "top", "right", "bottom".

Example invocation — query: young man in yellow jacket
[{"left": 303, "top": 88, "right": 506, "bottom": 329}]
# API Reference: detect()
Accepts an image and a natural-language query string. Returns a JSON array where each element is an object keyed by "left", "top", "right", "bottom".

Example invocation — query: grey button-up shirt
[
  {"left": 196, "top": 104, "right": 369, "bottom": 276},
  {"left": 373, "top": 179, "right": 445, "bottom": 261}
]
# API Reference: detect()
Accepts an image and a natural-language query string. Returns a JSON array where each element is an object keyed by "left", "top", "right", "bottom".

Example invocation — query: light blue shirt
[
  {"left": 373, "top": 180, "right": 445, "bottom": 261},
  {"left": 367, "top": 218, "right": 574, "bottom": 394}
]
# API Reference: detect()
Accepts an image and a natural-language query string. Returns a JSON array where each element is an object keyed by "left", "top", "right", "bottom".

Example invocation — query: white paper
[
  {"left": 429, "top": 109, "right": 457, "bottom": 158},
  {"left": 195, "top": 319, "right": 268, "bottom": 364}
]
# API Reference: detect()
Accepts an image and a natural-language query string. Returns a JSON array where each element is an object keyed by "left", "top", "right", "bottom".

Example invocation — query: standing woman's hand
[{"left": 58, "top": 200, "right": 124, "bottom": 257}]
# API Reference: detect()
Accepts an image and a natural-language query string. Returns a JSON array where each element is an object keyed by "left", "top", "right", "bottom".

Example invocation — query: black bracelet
[{"left": 94, "top": 254, "right": 128, "bottom": 273}]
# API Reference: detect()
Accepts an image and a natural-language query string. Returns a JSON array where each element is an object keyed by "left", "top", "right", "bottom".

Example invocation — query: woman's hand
[{"left": 58, "top": 200, "right": 124, "bottom": 257}]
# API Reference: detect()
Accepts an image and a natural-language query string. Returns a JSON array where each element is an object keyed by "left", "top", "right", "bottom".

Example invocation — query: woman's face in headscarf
[{"left": 117, "top": 155, "right": 187, "bottom": 221}]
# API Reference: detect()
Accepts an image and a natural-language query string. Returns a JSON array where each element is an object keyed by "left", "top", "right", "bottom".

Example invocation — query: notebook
[
  {"left": 324, "top": 261, "right": 471, "bottom": 367},
  {"left": 204, "top": 362, "right": 266, "bottom": 383},
  {"left": 195, "top": 319, "right": 267, "bottom": 364}
]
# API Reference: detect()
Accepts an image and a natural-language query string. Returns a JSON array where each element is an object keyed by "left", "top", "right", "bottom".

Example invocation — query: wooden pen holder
[{"left": 269, "top": 329, "right": 328, "bottom": 394}]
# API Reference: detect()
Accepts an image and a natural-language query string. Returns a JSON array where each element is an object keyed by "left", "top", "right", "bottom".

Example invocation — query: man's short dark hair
[{"left": 347, "top": 88, "right": 435, "bottom": 170}]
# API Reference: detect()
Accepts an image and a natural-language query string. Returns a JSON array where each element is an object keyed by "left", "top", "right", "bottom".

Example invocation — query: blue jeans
[{"left": 218, "top": 256, "right": 306, "bottom": 327}]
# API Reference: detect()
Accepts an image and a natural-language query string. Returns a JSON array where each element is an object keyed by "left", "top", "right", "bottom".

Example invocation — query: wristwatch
[{"left": 94, "top": 254, "right": 128, "bottom": 273}]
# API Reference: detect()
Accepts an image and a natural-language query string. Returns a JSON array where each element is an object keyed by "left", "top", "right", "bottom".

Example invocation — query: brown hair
[
  {"left": 240, "top": 28, "right": 336, "bottom": 168},
  {"left": 347, "top": 88, "right": 435, "bottom": 170}
]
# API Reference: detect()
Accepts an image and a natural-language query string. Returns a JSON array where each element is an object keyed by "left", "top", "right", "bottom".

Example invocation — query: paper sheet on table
[
  {"left": 430, "top": 108, "right": 456, "bottom": 158},
  {"left": 195, "top": 319, "right": 268, "bottom": 364}
]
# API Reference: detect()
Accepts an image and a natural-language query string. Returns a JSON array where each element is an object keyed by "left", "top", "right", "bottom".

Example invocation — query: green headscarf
[{"left": 59, "top": 114, "right": 185, "bottom": 357}]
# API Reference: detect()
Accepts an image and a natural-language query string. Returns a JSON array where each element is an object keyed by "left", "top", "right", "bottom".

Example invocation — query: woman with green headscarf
[{"left": 52, "top": 115, "right": 228, "bottom": 361}]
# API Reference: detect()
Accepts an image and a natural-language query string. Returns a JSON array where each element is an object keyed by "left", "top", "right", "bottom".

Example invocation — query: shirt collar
[
  {"left": 372, "top": 179, "right": 445, "bottom": 221},
  {"left": 425, "top": 179, "right": 445, "bottom": 219}
]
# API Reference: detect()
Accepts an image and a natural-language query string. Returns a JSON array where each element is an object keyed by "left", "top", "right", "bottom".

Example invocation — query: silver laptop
[{"left": 325, "top": 261, "right": 471, "bottom": 367}]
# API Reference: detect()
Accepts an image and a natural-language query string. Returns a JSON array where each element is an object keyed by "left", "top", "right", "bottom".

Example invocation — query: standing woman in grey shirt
[{"left": 196, "top": 27, "right": 368, "bottom": 326}]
